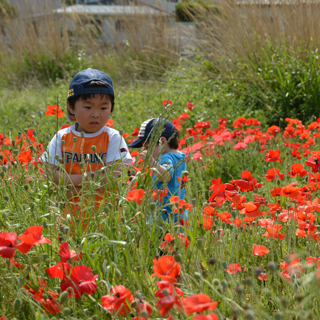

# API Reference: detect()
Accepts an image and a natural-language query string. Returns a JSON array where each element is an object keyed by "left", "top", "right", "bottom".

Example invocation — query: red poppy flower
[
  {"left": 263, "top": 225, "right": 286, "bottom": 240},
  {"left": 155, "top": 281, "right": 184, "bottom": 299},
  {"left": 258, "top": 219, "right": 274, "bottom": 228},
  {"left": 45, "top": 105, "right": 65, "bottom": 118},
  {"left": 153, "top": 188, "right": 168, "bottom": 203},
  {"left": 252, "top": 245, "right": 270, "bottom": 257},
  {"left": 0, "top": 232, "right": 17, "bottom": 258},
  {"left": 186, "top": 101, "right": 196, "bottom": 111},
  {"left": 183, "top": 293, "right": 218, "bottom": 315},
  {"left": 265, "top": 168, "right": 284, "bottom": 181},
  {"left": 224, "top": 263, "right": 245, "bottom": 274},
  {"left": 240, "top": 202, "right": 264, "bottom": 218},
  {"left": 16, "top": 226, "right": 51, "bottom": 254},
  {"left": 60, "top": 265, "right": 98, "bottom": 298},
  {"left": 152, "top": 255, "right": 181, "bottom": 283},
  {"left": 258, "top": 273, "right": 268, "bottom": 281},
  {"left": 265, "top": 149, "right": 282, "bottom": 164},
  {"left": 59, "top": 242, "right": 81, "bottom": 263},
  {"left": 46, "top": 262, "right": 71, "bottom": 279},
  {"left": 288, "top": 163, "right": 307, "bottom": 177},
  {"left": 17, "top": 150, "right": 32, "bottom": 163},
  {"left": 33, "top": 291, "right": 61, "bottom": 314},
  {"left": 192, "top": 313, "right": 219, "bottom": 320},
  {"left": 270, "top": 187, "right": 282, "bottom": 197},
  {"left": 234, "top": 142, "right": 248, "bottom": 150},
  {"left": 101, "top": 285, "right": 134, "bottom": 316},
  {"left": 280, "top": 184, "right": 301, "bottom": 199},
  {"left": 156, "top": 295, "right": 181, "bottom": 316},
  {"left": 305, "top": 151, "right": 320, "bottom": 172},
  {"left": 106, "top": 119, "right": 114, "bottom": 127},
  {"left": 163, "top": 100, "right": 172, "bottom": 107},
  {"left": 59, "top": 124, "right": 71, "bottom": 130},
  {"left": 126, "top": 189, "right": 145, "bottom": 205}
]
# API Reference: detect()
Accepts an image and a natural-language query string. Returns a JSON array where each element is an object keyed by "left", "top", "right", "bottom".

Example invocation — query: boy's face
[{"left": 67, "top": 95, "right": 112, "bottom": 133}]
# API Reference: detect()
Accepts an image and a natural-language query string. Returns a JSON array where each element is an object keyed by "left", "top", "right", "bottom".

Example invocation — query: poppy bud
[
  {"left": 174, "top": 253, "right": 183, "bottom": 263},
  {"left": 92, "top": 316, "right": 98, "bottom": 320},
  {"left": 38, "top": 111, "right": 43, "bottom": 118},
  {"left": 115, "top": 268, "right": 122, "bottom": 280},
  {"left": 131, "top": 300, "right": 138, "bottom": 308},
  {"left": 73, "top": 137, "right": 77, "bottom": 143},
  {"left": 135, "top": 291, "right": 143, "bottom": 300},
  {"left": 191, "top": 198, "right": 197, "bottom": 206},
  {"left": 0, "top": 155, "right": 3, "bottom": 160},
  {"left": 60, "top": 140, "right": 65, "bottom": 147},
  {"left": 196, "top": 238, "right": 203, "bottom": 248},
  {"left": 23, "top": 184, "right": 28, "bottom": 191},
  {"left": 13, "top": 298, "right": 22, "bottom": 311},
  {"left": 0, "top": 172, "right": 4, "bottom": 178},
  {"left": 136, "top": 265, "right": 142, "bottom": 272},
  {"left": 63, "top": 307, "right": 72, "bottom": 315},
  {"left": 244, "top": 310, "right": 255, "bottom": 319},
  {"left": 213, "top": 278, "right": 220, "bottom": 286},
  {"left": 221, "top": 279, "right": 228, "bottom": 288},
  {"left": 243, "top": 277, "right": 253, "bottom": 286},
  {"left": 235, "top": 284, "right": 244, "bottom": 295},
  {"left": 207, "top": 257, "right": 217, "bottom": 265},
  {"left": 48, "top": 187, "right": 54, "bottom": 196},
  {"left": 140, "top": 310, "right": 149, "bottom": 318},
  {"left": 46, "top": 135, "right": 51, "bottom": 140},
  {"left": 4, "top": 195, "right": 9, "bottom": 201},
  {"left": 231, "top": 211, "right": 237, "bottom": 218},
  {"left": 91, "top": 145, "right": 97, "bottom": 153},
  {"left": 267, "top": 261, "right": 277, "bottom": 271},
  {"left": 59, "top": 291, "right": 69, "bottom": 305},
  {"left": 162, "top": 288, "right": 170, "bottom": 296},
  {"left": 81, "top": 131, "right": 85, "bottom": 138},
  {"left": 182, "top": 170, "right": 189, "bottom": 176},
  {"left": 295, "top": 292, "right": 305, "bottom": 302},
  {"left": 274, "top": 311, "right": 283, "bottom": 320},
  {"left": 2, "top": 213, "right": 7, "bottom": 219},
  {"left": 254, "top": 267, "right": 264, "bottom": 277},
  {"left": 222, "top": 261, "right": 228, "bottom": 268},
  {"left": 194, "top": 272, "right": 202, "bottom": 280},
  {"left": 43, "top": 253, "right": 48, "bottom": 260},
  {"left": 2, "top": 165, "right": 7, "bottom": 172},
  {"left": 280, "top": 296, "right": 287, "bottom": 307},
  {"left": 243, "top": 303, "right": 252, "bottom": 310},
  {"left": 230, "top": 306, "right": 240, "bottom": 316}
]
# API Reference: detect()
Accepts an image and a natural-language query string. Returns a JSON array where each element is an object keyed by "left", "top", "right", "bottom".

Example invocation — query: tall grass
[{"left": 0, "top": 0, "right": 182, "bottom": 86}]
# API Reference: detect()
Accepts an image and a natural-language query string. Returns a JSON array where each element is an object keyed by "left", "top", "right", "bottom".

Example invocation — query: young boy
[
  {"left": 41, "top": 68, "right": 132, "bottom": 217},
  {"left": 128, "top": 118, "right": 188, "bottom": 225}
]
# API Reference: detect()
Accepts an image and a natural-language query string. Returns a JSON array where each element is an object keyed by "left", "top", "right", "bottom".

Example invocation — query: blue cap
[
  {"left": 128, "top": 118, "right": 176, "bottom": 148},
  {"left": 67, "top": 69, "right": 114, "bottom": 122}
]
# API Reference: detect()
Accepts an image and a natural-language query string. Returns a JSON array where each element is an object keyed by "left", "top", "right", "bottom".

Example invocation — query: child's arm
[{"left": 139, "top": 150, "right": 172, "bottom": 183}]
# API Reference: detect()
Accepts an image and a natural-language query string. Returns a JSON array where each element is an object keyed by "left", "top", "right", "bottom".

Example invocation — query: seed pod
[
  {"left": 73, "top": 137, "right": 77, "bottom": 143},
  {"left": 230, "top": 306, "right": 240, "bottom": 316},
  {"left": 162, "top": 288, "right": 170, "bottom": 296},
  {"left": 2, "top": 213, "right": 7, "bottom": 219},
  {"left": 2, "top": 165, "right": 7, "bottom": 172},
  {"left": 140, "top": 310, "right": 149, "bottom": 318},
  {"left": 207, "top": 257, "right": 217, "bottom": 265},
  {"left": 295, "top": 292, "right": 305, "bottom": 302},
  {"left": 81, "top": 131, "right": 85, "bottom": 138},
  {"left": 4, "top": 195, "right": 9, "bottom": 201},
  {"left": 59, "top": 291, "right": 69, "bottom": 305},
  {"left": 13, "top": 298, "right": 22, "bottom": 311},
  {"left": 115, "top": 269, "right": 122, "bottom": 280},
  {"left": 244, "top": 310, "right": 255, "bottom": 319},
  {"left": 91, "top": 145, "right": 97, "bottom": 153},
  {"left": 221, "top": 279, "right": 228, "bottom": 288},
  {"left": 267, "top": 261, "right": 277, "bottom": 271},
  {"left": 38, "top": 111, "right": 43, "bottom": 118},
  {"left": 196, "top": 238, "right": 203, "bottom": 248},
  {"left": 243, "top": 277, "right": 253, "bottom": 286},
  {"left": 135, "top": 291, "right": 143, "bottom": 300},
  {"left": 235, "top": 284, "right": 244, "bottom": 295},
  {"left": 174, "top": 253, "right": 183, "bottom": 263},
  {"left": 213, "top": 278, "right": 220, "bottom": 286},
  {"left": 23, "top": 184, "right": 29, "bottom": 191},
  {"left": 274, "top": 311, "right": 283, "bottom": 320},
  {"left": 194, "top": 272, "right": 202, "bottom": 280},
  {"left": 46, "top": 135, "right": 51, "bottom": 141},
  {"left": 63, "top": 307, "right": 72, "bottom": 315}
]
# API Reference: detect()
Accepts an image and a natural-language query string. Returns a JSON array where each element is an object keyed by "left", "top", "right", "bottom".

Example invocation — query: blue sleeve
[{"left": 160, "top": 154, "right": 174, "bottom": 173}]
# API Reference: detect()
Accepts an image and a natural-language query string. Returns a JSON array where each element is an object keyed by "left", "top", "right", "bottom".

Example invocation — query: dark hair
[
  {"left": 68, "top": 81, "right": 114, "bottom": 112},
  {"left": 167, "top": 127, "right": 180, "bottom": 149}
]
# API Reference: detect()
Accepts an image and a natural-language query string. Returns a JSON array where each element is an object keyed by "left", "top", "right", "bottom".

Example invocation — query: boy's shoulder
[{"left": 161, "top": 151, "right": 186, "bottom": 163}]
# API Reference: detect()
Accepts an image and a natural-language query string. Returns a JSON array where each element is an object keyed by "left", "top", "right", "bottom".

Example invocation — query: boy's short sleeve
[
  {"left": 160, "top": 154, "right": 174, "bottom": 173},
  {"left": 39, "top": 132, "right": 62, "bottom": 166},
  {"left": 106, "top": 130, "right": 132, "bottom": 164}
]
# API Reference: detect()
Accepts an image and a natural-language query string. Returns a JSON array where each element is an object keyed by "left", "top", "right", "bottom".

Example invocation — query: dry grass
[
  {"left": 0, "top": 0, "right": 184, "bottom": 85},
  {"left": 191, "top": 0, "right": 320, "bottom": 71}
]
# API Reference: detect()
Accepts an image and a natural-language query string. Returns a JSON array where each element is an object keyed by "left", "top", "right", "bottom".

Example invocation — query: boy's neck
[{"left": 162, "top": 146, "right": 179, "bottom": 155}]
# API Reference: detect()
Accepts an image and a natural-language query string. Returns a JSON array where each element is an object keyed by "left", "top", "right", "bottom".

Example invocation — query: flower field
[{"left": 1, "top": 101, "right": 320, "bottom": 320}]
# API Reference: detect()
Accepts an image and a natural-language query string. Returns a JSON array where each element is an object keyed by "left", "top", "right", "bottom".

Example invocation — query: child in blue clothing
[{"left": 128, "top": 118, "right": 188, "bottom": 225}]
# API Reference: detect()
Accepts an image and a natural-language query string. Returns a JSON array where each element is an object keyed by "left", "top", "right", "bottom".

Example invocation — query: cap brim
[{"left": 128, "top": 137, "right": 145, "bottom": 148}]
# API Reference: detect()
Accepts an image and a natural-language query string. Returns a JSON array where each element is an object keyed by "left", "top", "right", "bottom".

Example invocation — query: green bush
[{"left": 175, "top": 1, "right": 220, "bottom": 22}]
